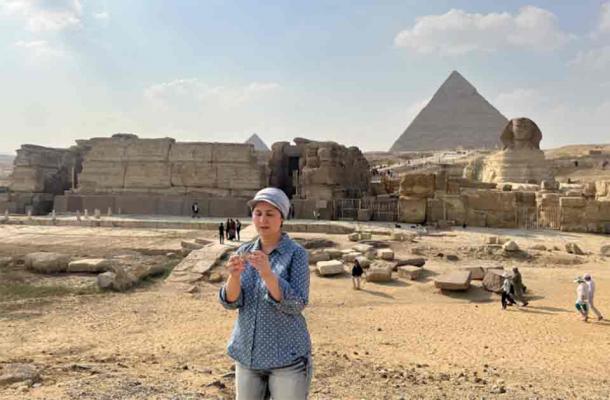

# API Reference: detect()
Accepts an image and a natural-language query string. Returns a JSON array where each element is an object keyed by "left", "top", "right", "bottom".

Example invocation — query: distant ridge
[
  {"left": 390, "top": 71, "right": 507, "bottom": 152},
  {"left": 245, "top": 133, "right": 270, "bottom": 152}
]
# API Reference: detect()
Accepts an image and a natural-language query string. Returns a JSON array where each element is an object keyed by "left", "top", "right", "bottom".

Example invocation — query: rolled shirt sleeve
[
  {"left": 264, "top": 246, "right": 309, "bottom": 315},
  {"left": 219, "top": 285, "right": 244, "bottom": 310}
]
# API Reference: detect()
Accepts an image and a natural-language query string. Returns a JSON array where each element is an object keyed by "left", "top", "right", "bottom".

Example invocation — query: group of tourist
[
  {"left": 218, "top": 219, "right": 241, "bottom": 244},
  {"left": 574, "top": 273, "right": 604, "bottom": 322},
  {"left": 500, "top": 268, "right": 529, "bottom": 309}
]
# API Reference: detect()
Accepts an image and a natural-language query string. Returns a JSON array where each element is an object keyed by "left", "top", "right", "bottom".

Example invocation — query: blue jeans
[{"left": 235, "top": 356, "right": 313, "bottom": 400}]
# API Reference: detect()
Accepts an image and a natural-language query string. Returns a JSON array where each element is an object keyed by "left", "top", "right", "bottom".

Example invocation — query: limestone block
[
  {"left": 398, "top": 196, "right": 426, "bottom": 223},
  {"left": 434, "top": 271, "right": 472, "bottom": 291},
  {"left": 601, "top": 245, "right": 610, "bottom": 257},
  {"left": 560, "top": 197, "right": 586, "bottom": 208},
  {"left": 170, "top": 162, "right": 217, "bottom": 187},
  {"left": 212, "top": 143, "right": 255, "bottom": 164},
  {"left": 399, "top": 174, "right": 435, "bottom": 198},
  {"left": 516, "top": 192, "right": 536, "bottom": 206},
  {"left": 395, "top": 258, "right": 426, "bottom": 267},
  {"left": 595, "top": 180, "right": 610, "bottom": 198},
  {"left": 125, "top": 138, "right": 173, "bottom": 161},
  {"left": 124, "top": 162, "right": 171, "bottom": 188},
  {"left": 462, "top": 266, "right": 485, "bottom": 280},
  {"left": 323, "top": 248, "right": 343, "bottom": 259},
  {"left": 168, "top": 142, "right": 214, "bottom": 163},
  {"left": 25, "top": 252, "right": 70, "bottom": 273},
  {"left": 79, "top": 161, "right": 126, "bottom": 190},
  {"left": 486, "top": 211, "right": 517, "bottom": 229},
  {"left": 503, "top": 240, "right": 520, "bottom": 252},
  {"left": 342, "top": 252, "right": 362, "bottom": 263},
  {"left": 317, "top": 260, "right": 344, "bottom": 276},
  {"left": 67, "top": 258, "right": 111, "bottom": 273},
  {"left": 464, "top": 191, "right": 515, "bottom": 212},
  {"left": 85, "top": 138, "right": 129, "bottom": 161},
  {"left": 541, "top": 180, "right": 560, "bottom": 191},
  {"left": 398, "top": 266, "right": 423, "bottom": 280},
  {"left": 366, "top": 267, "right": 393, "bottom": 283},
  {"left": 309, "top": 250, "right": 331, "bottom": 264},
  {"left": 529, "top": 244, "right": 547, "bottom": 251},
  {"left": 482, "top": 269, "right": 505, "bottom": 293},
  {"left": 360, "top": 232, "right": 372, "bottom": 240},
  {"left": 216, "top": 164, "right": 264, "bottom": 190},
  {"left": 352, "top": 244, "right": 373, "bottom": 253},
  {"left": 377, "top": 248, "right": 394, "bottom": 260},
  {"left": 539, "top": 193, "right": 560, "bottom": 207}
]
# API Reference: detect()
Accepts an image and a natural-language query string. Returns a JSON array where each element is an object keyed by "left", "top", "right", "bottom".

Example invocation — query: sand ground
[{"left": 0, "top": 224, "right": 609, "bottom": 399}]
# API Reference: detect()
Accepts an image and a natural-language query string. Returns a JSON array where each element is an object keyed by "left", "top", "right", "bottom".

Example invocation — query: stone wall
[{"left": 77, "top": 136, "right": 266, "bottom": 198}]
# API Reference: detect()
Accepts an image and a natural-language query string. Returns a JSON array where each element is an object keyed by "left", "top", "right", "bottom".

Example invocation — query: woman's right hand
[{"left": 227, "top": 254, "right": 246, "bottom": 278}]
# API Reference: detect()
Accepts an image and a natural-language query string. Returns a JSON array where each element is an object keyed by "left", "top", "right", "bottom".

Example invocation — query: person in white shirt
[
  {"left": 575, "top": 277, "right": 590, "bottom": 322},
  {"left": 583, "top": 273, "right": 604, "bottom": 321}
]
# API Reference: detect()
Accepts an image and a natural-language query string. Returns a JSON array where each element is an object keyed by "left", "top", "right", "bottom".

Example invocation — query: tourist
[
  {"left": 218, "top": 222, "right": 225, "bottom": 244},
  {"left": 191, "top": 202, "right": 200, "bottom": 218},
  {"left": 575, "top": 277, "right": 590, "bottom": 322},
  {"left": 511, "top": 267, "right": 528, "bottom": 306},
  {"left": 501, "top": 272, "right": 516, "bottom": 310},
  {"left": 225, "top": 218, "right": 231, "bottom": 240},
  {"left": 235, "top": 219, "right": 241, "bottom": 241},
  {"left": 351, "top": 258, "right": 364, "bottom": 290},
  {"left": 584, "top": 273, "right": 604, "bottom": 321},
  {"left": 219, "top": 187, "right": 312, "bottom": 399}
]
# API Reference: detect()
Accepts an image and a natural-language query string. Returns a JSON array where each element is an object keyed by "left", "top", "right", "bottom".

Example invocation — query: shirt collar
[{"left": 252, "top": 232, "right": 291, "bottom": 255}]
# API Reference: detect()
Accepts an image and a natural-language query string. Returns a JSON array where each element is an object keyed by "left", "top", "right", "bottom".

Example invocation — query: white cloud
[
  {"left": 394, "top": 6, "right": 572, "bottom": 55},
  {"left": 569, "top": 46, "right": 610, "bottom": 71},
  {"left": 14, "top": 39, "right": 62, "bottom": 58},
  {"left": 144, "top": 79, "right": 281, "bottom": 110},
  {"left": 1, "top": 0, "right": 82, "bottom": 32}
]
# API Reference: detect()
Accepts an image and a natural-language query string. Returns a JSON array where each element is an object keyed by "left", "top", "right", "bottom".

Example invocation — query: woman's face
[{"left": 252, "top": 201, "right": 283, "bottom": 237}]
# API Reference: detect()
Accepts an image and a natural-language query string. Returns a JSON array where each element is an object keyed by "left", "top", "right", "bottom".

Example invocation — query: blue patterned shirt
[{"left": 218, "top": 233, "right": 311, "bottom": 369}]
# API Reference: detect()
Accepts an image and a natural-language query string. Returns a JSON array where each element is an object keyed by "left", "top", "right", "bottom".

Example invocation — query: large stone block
[
  {"left": 168, "top": 142, "right": 214, "bottom": 163},
  {"left": 434, "top": 271, "right": 472, "bottom": 291},
  {"left": 464, "top": 191, "right": 516, "bottom": 212},
  {"left": 398, "top": 266, "right": 422, "bottom": 280},
  {"left": 216, "top": 164, "right": 265, "bottom": 190},
  {"left": 170, "top": 162, "right": 217, "bottom": 187},
  {"left": 85, "top": 138, "right": 130, "bottom": 161},
  {"left": 212, "top": 143, "right": 255, "bottom": 164},
  {"left": 79, "top": 161, "right": 126, "bottom": 190},
  {"left": 560, "top": 197, "right": 586, "bottom": 208},
  {"left": 317, "top": 260, "right": 344, "bottom": 276},
  {"left": 9, "top": 167, "right": 44, "bottom": 192},
  {"left": 399, "top": 174, "right": 435, "bottom": 198},
  {"left": 124, "top": 162, "right": 171, "bottom": 188},
  {"left": 125, "top": 138, "right": 173, "bottom": 161},
  {"left": 398, "top": 196, "right": 426, "bottom": 223}
]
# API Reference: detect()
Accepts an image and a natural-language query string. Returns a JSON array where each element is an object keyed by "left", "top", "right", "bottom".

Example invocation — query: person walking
[
  {"left": 584, "top": 273, "right": 604, "bottom": 321},
  {"left": 191, "top": 202, "right": 200, "bottom": 218},
  {"left": 218, "top": 222, "right": 225, "bottom": 244},
  {"left": 225, "top": 218, "right": 231, "bottom": 240},
  {"left": 235, "top": 219, "right": 242, "bottom": 241},
  {"left": 219, "top": 187, "right": 313, "bottom": 399},
  {"left": 511, "top": 267, "right": 528, "bottom": 306},
  {"left": 501, "top": 272, "right": 517, "bottom": 310},
  {"left": 351, "top": 258, "right": 364, "bottom": 290},
  {"left": 575, "top": 277, "right": 590, "bottom": 322}
]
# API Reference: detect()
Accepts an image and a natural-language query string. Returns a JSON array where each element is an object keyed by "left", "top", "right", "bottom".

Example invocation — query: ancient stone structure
[
  {"left": 478, "top": 118, "right": 552, "bottom": 184},
  {"left": 390, "top": 71, "right": 507, "bottom": 152},
  {"left": 269, "top": 138, "right": 370, "bottom": 202},
  {"left": 0, "top": 145, "right": 78, "bottom": 214}
]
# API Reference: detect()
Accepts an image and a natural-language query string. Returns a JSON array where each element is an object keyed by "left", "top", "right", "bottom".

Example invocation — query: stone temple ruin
[{"left": 0, "top": 134, "right": 371, "bottom": 219}]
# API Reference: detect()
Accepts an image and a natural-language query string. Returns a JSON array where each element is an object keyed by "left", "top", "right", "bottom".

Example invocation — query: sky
[{"left": 0, "top": 0, "right": 609, "bottom": 153}]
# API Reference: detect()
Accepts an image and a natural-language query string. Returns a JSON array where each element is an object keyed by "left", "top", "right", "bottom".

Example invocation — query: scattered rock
[
  {"left": 317, "top": 260, "right": 344, "bottom": 276},
  {"left": 24, "top": 252, "right": 70, "bottom": 273},
  {"left": 377, "top": 248, "right": 395, "bottom": 261},
  {"left": 482, "top": 269, "right": 506, "bottom": 293},
  {"left": 309, "top": 249, "right": 331, "bottom": 264},
  {"left": 207, "top": 272, "right": 223, "bottom": 283},
  {"left": 445, "top": 254, "right": 459, "bottom": 262},
  {"left": 342, "top": 252, "right": 362, "bottom": 263},
  {"left": 96, "top": 266, "right": 136, "bottom": 292},
  {"left": 353, "top": 244, "right": 373, "bottom": 254},
  {"left": 565, "top": 242, "right": 585, "bottom": 255},
  {"left": 322, "top": 248, "right": 343, "bottom": 259},
  {"left": 503, "top": 240, "right": 520, "bottom": 252},
  {"left": 434, "top": 271, "right": 471, "bottom": 291},
  {"left": 601, "top": 245, "right": 610, "bottom": 257},
  {"left": 0, "top": 364, "right": 40, "bottom": 386},
  {"left": 395, "top": 258, "right": 426, "bottom": 268},
  {"left": 67, "top": 258, "right": 112, "bottom": 273},
  {"left": 294, "top": 238, "right": 336, "bottom": 249},
  {"left": 398, "top": 266, "right": 422, "bottom": 280},
  {"left": 355, "top": 256, "right": 371, "bottom": 269},
  {"left": 529, "top": 244, "right": 547, "bottom": 251},
  {"left": 461, "top": 266, "right": 485, "bottom": 280}
]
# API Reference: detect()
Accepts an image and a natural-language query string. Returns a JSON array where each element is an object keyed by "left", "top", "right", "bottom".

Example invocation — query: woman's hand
[
  {"left": 246, "top": 250, "right": 273, "bottom": 279},
  {"left": 226, "top": 254, "right": 246, "bottom": 279}
]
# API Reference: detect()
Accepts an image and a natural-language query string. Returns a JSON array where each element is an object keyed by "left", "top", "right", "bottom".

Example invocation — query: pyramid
[
  {"left": 245, "top": 133, "right": 270, "bottom": 152},
  {"left": 390, "top": 71, "right": 508, "bottom": 152}
]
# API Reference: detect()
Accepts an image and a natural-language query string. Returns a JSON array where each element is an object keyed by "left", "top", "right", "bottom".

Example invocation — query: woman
[{"left": 219, "top": 187, "right": 312, "bottom": 399}]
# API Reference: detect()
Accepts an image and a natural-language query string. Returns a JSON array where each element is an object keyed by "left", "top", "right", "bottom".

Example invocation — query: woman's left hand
[{"left": 246, "top": 250, "right": 273, "bottom": 279}]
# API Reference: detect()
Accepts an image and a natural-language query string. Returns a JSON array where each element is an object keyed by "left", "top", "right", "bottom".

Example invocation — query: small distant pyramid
[
  {"left": 390, "top": 71, "right": 507, "bottom": 152},
  {"left": 245, "top": 133, "right": 270, "bottom": 152}
]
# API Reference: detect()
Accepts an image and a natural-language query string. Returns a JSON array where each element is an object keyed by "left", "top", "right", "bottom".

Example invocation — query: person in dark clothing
[
  {"left": 501, "top": 272, "right": 516, "bottom": 310},
  {"left": 192, "top": 202, "right": 200, "bottom": 218},
  {"left": 218, "top": 222, "right": 225, "bottom": 244},
  {"left": 351, "top": 259, "right": 364, "bottom": 290},
  {"left": 225, "top": 219, "right": 230, "bottom": 240},
  {"left": 511, "top": 267, "right": 528, "bottom": 306},
  {"left": 235, "top": 219, "right": 241, "bottom": 241}
]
